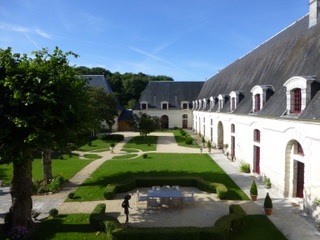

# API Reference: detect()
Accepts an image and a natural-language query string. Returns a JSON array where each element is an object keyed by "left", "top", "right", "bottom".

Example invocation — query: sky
[{"left": 0, "top": 0, "right": 309, "bottom": 81}]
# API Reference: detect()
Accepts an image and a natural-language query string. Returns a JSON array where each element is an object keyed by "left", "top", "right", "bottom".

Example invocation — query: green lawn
[
  {"left": 0, "top": 154, "right": 95, "bottom": 185},
  {"left": 32, "top": 214, "right": 108, "bottom": 240},
  {"left": 122, "top": 135, "right": 158, "bottom": 151},
  {"left": 77, "top": 138, "right": 117, "bottom": 152},
  {"left": 229, "top": 215, "right": 288, "bottom": 240},
  {"left": 71, "top": 153, "right": 249, "bottom": 201},
  {"left": 172, "top": 130, "right": 200, "bottom": 148}
]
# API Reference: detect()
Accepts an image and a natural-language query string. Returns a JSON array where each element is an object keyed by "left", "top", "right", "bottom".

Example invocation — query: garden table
[{"left": 147, "top": 188, "right": 184, "bottom": 209}]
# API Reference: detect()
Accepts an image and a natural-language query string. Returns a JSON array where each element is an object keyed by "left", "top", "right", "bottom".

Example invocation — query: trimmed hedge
[
  {"left": 103, "top": 177, "right": 228, "bottom": 200},
  {"left": 100, "top": 134, "right": 124, "bottom": 141},
  {"left": 89, "top": 203, "right": 106, "bottom": 231},
  {"left": 110, "top": 204, "right": 247, "bottom": 240}
]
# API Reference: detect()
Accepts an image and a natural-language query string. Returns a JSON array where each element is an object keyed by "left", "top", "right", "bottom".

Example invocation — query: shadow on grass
[{"left": 32, "top": 214, "right": 108, "bottom": 239}]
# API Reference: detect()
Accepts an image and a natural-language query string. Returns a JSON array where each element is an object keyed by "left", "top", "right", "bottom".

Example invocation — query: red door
[
  {"left": 254, "top": 146, "right": 260, "bottom": 174},
  {"left": 296, "top": 161, "right": 304, "bottom": 198}
]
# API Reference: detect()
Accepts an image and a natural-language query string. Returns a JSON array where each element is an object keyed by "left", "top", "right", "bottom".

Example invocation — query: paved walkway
[{"left": 0, "top": 131, "right": 319, "bottom": 239}]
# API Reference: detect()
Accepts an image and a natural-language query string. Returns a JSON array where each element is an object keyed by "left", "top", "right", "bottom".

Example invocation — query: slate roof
[
  {"left": 82, "top": 75, "right": 113, "bottom": 93},
  {"left": 82, "top": 75, "right": 122, "bottom": 111},
  {"left": 197, "top": 15, "right": 320, "bottom": 120},
  {"left": 134, "top": 81, "right": 204, "bottom": 110}
]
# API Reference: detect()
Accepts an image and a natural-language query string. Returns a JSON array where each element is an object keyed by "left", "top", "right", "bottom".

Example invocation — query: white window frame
[
  {"left": 161, "top": 101, "right": 169, "bottom": 110},
  {"left": 250, "top": 85, "right": 273, "bottom": 112},
  {"left": 181, "top": 101, "right": 189, "bottom": 110},
  {"left": 229, "top": 91, "right": 240, "bottom": 112},
  {"left": 218, "top": 94, "right": 226, "bottom": 111},
  {"left": 283, "top": 76, "right": 315, "bottom": 114}
]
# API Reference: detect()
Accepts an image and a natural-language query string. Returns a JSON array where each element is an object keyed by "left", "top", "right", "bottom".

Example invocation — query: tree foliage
[
  {"left": 88, "top": 86, "right": 118, "bottom": 131},
  {"left": 0, "top": 47, "right": 94, "bottom": 231},
  {"left": 131, "top": 112, "right": 160, "bottom": 137},
  {"left": 75, "top": 66, "right": 174, "bottom": 108}
]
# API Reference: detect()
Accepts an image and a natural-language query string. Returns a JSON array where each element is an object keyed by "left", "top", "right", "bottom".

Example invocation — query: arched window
[
  {"left": 231, "top": 124, "right": 235, "bottom": 133},
  {"left": 283, "top": 76, "right": 315, "bottom": 115},
  {"left": 296, "top": 142, "right": 304, "bottom": 156},
  {"left": 254, "top": 129, "right": 260, "bottom": 143}
]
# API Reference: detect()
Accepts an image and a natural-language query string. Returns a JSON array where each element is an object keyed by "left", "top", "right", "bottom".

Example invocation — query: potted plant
[
  {"left": 240, "top": 162, "right": 250, "bottom": 173},
  {"left": 264, "top": 193, "right": 273, "bottom": 215},
  {"left": 250, "top": 180, "right": 258, "bottom": 201}
]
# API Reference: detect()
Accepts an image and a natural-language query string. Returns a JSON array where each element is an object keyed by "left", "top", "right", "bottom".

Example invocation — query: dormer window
[
  {"left": 283, "top": 76, "right": 315, "bottom": 115},
  {"left": 229, "top": 91, "right": 241, "bottom": 112},
  {"left": 209, "top": 97, "right": 214, "bottom": 111},
  {"left": 141, "top": 102, "right": 148, "bottom": 110},
  {"left": 203, "top": 98, "right": 207, "bottom": 110},
  {"left": 181, "top": 101, "right": 189, "bottom": 110},
  {"left": 161, "top": 101, "right": 169, "bottom": 110},
  {"left": 217, "top": 94, "right": 227, "bottom": 111},
  {"left": 251, "top": 85, "right": 274, "bottom": 113},
  {"left": 198, "top": 99, "right": 202, "bottom": 110}
]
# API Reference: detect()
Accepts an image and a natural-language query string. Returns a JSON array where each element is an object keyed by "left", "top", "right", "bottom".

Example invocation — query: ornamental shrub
[
  {"left": 250, "top": 180, "right": 258, "bottom": 195},
  {"left": 185, "top": 136, "right": 193, "bottom": 145},
  {"left": 68, "top": 192, "right": 75, "bottom": 199},
  {"left": 49, "top": 208, "right": 59, "bottom": 217}
]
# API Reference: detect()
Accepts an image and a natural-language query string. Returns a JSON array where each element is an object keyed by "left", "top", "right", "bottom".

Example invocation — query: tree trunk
[
  {"left": 10, "top": 148, "right": 34, "bottom": 229},
  {"left": 42, "top": 148, "right": 53, "bottom": 184}
]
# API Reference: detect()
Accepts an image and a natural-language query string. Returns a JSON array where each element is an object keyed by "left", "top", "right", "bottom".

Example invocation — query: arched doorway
[
  {"left": 217, "top": 121, "right": 224, "bottom": 149},
  {"left": 284, "top": 140, "right": 305, "bottom": 198},
  {"left": 161, "top": 115, "right": 169, "bottom": 129}
]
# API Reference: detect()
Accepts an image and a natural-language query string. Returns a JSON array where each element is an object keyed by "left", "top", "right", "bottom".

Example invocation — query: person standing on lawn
[{"left": 122, "top": 194, "right": 131, "bottom": 227}]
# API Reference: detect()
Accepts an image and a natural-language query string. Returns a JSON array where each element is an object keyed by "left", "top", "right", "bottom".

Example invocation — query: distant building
[
  {"left": 133, "top": 81, "right": 204, "bottom": 129},
  {"left": 82, "top": 75, "right": 122, "bottom": 132}
]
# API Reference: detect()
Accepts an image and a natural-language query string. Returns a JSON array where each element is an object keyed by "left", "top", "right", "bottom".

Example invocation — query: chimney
[{"left": 309, "top": 0, "right": 320, "bottom": 28}]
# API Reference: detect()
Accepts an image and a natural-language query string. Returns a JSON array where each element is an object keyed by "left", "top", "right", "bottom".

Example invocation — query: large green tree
[
  {"left": 0, "top": 47, "right": 93, "bottom": 232},
  {"left": 131, "top": 112, "right": 160, "bottom": 137},
  {"left": 88, "top": 86, "right": 118, "bottom": 132}
]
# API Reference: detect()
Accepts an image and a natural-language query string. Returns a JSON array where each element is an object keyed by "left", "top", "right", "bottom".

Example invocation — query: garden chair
[
  {"left": 183, "top": 191, "right": 195, "bottom": 207},
  {"left": 136, "top": 190, "right": 148, "bottom": 208}
]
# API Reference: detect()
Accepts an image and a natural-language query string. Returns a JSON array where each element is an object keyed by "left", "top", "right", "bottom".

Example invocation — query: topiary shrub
[
  {"left": 49, "top": 208, "right": 59, "bottom": 217},
  {"left": 68, "top": 192, "right": 75, "bottom": 199},
  {"left": 89, "top": 203, "right": 106, "bottom": 231},
  {"left": 185, "top": 136, "right": 193, "bottom": 145}
]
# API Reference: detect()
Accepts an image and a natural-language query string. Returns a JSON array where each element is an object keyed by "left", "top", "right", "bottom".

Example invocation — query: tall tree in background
[
  {"left": 88, "top": 86, "right": 118, "bottom": 132},
  {"left": 0, "top": 47, "right": 93, "bottom": 232}
]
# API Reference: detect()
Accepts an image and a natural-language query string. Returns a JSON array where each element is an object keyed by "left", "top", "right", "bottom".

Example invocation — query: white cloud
[{"left": 35, "top": 29, "right": 52, "bottom": 39}]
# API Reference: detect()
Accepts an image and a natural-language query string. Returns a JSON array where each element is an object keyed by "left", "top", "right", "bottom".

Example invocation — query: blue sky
[{"left": 1, "top": 0, "right": 308, "bottom": 81}]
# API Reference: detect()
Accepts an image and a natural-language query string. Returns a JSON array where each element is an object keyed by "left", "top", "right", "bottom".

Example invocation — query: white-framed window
[
  {"left": 283, "top": 76, "right": 315, "bottom": 114},
  {"left": 202, "top": 98, "right": 207, "bottom": 110},
  {"left": 198, "top": 99, "right": 202, "bottom": 110},
  {"left": 181, "top": 101, "right": 189, "bottom": 110},
  {"left": 161, "top": 101, "right": 169, "bottom": 110},
  {"left": 229, "top": 91, "right": 240, "bottom": 112},
  {"left": 140, "top": 102, "right": 148, "bottom": 110},
  {"left": 250, "top": 85, "right": 274, "bottom": 112},
  {"left": 209, "top": 96, "right": 214, "bottom": 111},
  {"left": 218, "top": 94, "right": 226, "bottom": 111}
]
